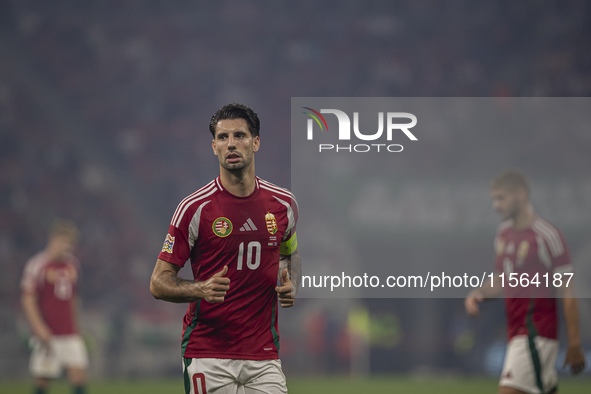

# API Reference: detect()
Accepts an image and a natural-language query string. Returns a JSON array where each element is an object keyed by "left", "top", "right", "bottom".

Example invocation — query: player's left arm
[
  {"left": 70, "top": 262, "right": 82, "bottom": 333},
  {"left": 276, "top": 248, "right": 302, "bottom": 308},
  {"left": 552, "top": 228, "right": 586, "bottom": 375},
  {"left": 70, "top": 296, "right": 81, "bottom": 334},
  {"left": 559, "top": 284, "right": 586, "bottom": 375},
  {"left": 276, "top": 194, "right": 301, "bottom": 308}
]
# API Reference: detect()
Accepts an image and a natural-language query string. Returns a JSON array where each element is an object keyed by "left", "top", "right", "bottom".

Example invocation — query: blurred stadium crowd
[{"left": 1, "top": 0, "right": 590, "bottom": 379}]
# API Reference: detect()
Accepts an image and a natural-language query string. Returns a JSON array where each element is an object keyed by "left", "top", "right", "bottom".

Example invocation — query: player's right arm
[
  {"left": 466, "top": 230, "right": 507, "bottom": 316},
  {"left": 150, "top": 259, "right": 230, "bottom": 303},
  {"left": 21, "top": 290, "right": 52, "bottom": 344},
  {"left": 464, "top": 272, "right": 504, "bottom": 316}
]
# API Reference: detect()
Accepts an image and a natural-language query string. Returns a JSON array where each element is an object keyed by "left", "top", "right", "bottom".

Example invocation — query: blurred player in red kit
[
  {"left": 150, "top": 103, "right": 301, "bottom": 394},
  {"left": 21, "top": 219, "right": 88, "bottom": 394},
  {"left": 465, "top": 170, "right": 586, "bottom": 394}
]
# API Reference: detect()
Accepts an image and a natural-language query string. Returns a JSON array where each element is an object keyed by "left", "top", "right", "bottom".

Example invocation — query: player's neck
[
  {"left": 45, "top": 248, "right": 66, "bottom": 262},
  {"left": 219, "top": 165, "right": 256, "bottom": 197},
  {"left": 513, "top": 204, "right": 535, "bottom": 230}
]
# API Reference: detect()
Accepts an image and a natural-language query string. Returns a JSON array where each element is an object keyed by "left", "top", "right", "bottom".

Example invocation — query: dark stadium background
[{"left": 1, "top": 0, "right": 590, "bottom": 390}]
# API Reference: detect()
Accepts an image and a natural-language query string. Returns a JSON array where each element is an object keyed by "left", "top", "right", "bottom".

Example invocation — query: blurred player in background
[
  {"left": 465, "top": 170, "right": 586, "bottom": 394},
  {"left": 150, "top": 103, "right": 301, "bottom": 394},
  {"left": 21, "top": 219, "right": 88, "bottom": 394}
]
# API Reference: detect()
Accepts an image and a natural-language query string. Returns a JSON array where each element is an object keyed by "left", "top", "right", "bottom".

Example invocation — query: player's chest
[
  {"left": 41, "top": 264, "right": 77, "bottom": 300},
  {"left": 496, "top": 232, "right": 546, "bottom": 271},
  {"left": 200, "top": 201, "right": 287, "bottom": 247}
]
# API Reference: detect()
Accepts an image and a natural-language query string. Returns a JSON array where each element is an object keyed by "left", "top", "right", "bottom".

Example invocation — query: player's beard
[
  {"left": 220, "top": 152, "right": 253, "bottom": 173},
  {"left": 501, "top": 200, "right": 520, "bottom": 221}
]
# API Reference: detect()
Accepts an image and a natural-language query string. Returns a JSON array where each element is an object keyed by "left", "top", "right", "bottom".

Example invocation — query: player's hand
[
  {"left": 276, "top": 268, "right": 295, "bottom": 308},
  {"left": 564, "top": 344, "right": 586, "bottom": 375},
  {"left": 199, "top": 266, "right": 230, "bottom": 303},
  {"left": 464, "top": 291, "right": 483, "bottom": 316},
  {"left": 36, "top": 324, "right": 53, "bottom": 345}
]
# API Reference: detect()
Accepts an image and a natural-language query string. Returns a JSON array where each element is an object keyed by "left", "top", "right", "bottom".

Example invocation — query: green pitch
[{"left": 1, "top": 377, "right": 590, "bottom": 393}]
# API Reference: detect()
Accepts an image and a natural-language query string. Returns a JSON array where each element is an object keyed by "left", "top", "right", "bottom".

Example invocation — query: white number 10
[{"left": 237, "top": 241, "right": 261, "bottom": 270}]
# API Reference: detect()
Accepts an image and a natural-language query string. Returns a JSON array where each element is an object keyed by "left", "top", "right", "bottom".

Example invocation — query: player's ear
[
  {"left": 253, "top": 136, "right": 260, "bottom": 152},
  {"left": 212, "top": 139, "right": 218, "bottom": 156}
]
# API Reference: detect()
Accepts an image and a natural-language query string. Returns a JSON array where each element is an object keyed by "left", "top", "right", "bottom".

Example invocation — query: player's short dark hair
[
  {"left": 490, "top": 169, "right": 530, "bottom": 196},
  {"left": 49, "top": 219, "right": 79, "bottom": 242},
  {"left": 209, "top": 103, "right": 260, "bottom": 138}
]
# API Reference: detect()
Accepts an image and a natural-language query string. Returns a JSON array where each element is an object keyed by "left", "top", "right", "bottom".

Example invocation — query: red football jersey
[
  {"left": 493, "top": 216, "right": 573, "bottom": 341},
  {"left": 21, "top": 251, "right": 80, "bottom": 336},
  {"left": 158, "top": 177, "right": 299, "bottom": 360}
]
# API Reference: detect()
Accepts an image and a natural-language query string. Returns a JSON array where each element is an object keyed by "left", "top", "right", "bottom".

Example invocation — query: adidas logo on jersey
[{"left": 239, "top": 218, "right": 258, "bottom": 232}]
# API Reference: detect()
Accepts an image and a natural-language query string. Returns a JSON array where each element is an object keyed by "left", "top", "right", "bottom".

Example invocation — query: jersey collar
[{"left": 216, "top": 176, "right": 260, "bottom": 201}]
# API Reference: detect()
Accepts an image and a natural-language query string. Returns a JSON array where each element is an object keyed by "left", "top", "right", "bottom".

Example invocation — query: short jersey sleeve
[
  {"left": 158, "top": 224, "right": 191, "bottom": 267},
  {"left": 279, "top": 195, "right": 299, "bottom": 256},
  {"left": 549, "top": 229, "right": 573, "bottom": 274},
  {"left": 158, "top": 199, "right": 210, "bottom": 267},
  {"left": 21, "top": 254, "right": 44, "bottom": 293}
]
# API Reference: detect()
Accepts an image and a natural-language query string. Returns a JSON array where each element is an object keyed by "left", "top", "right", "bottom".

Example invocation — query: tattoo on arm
[
  {"left": 151, "top": 259, "right": 201, "bottom": 303},
  {"left": 170, "top": 273, "right": 184, "bottom": 287}
]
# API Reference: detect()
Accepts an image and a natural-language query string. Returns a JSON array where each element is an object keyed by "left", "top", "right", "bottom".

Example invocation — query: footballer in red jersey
[
  {"left": 151, "top": 103, "right": 301, "bottom": 394},
  {"left": 21, "top": 220, "right": 88, "bottom": 394},
  {"left": 465, "top": 170, "right": 585, "bottom": 394}
]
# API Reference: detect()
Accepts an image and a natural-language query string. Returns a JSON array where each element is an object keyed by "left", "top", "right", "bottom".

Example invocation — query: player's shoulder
[
  {"left": 256, "top": 177, "right": 297, "bottom": 200},
  {"left": 23, "top": 251, "right": 49, "bottom": 275},
  {"left": 256, "top": 177, "right": 299, "bottom": 209},
  {"left": 170, "top": 178, "right": 222, "bottom": 227},
  {"left": 531, "top": 215, "right": 562, "bottom": 234},
  {"left": 530, "top": 216, "right": 566, "bottom": 250},
  {"left": 26, "top": 251, "right": 48, "bottom": 267},
  {"left": 177, "top": 178, "right": 221, "bottom": 204}
]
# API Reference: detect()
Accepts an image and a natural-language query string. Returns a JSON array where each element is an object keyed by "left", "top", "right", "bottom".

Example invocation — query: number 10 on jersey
[{"left": 237, "top": 241, "right": 261, "bottom": 270}]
